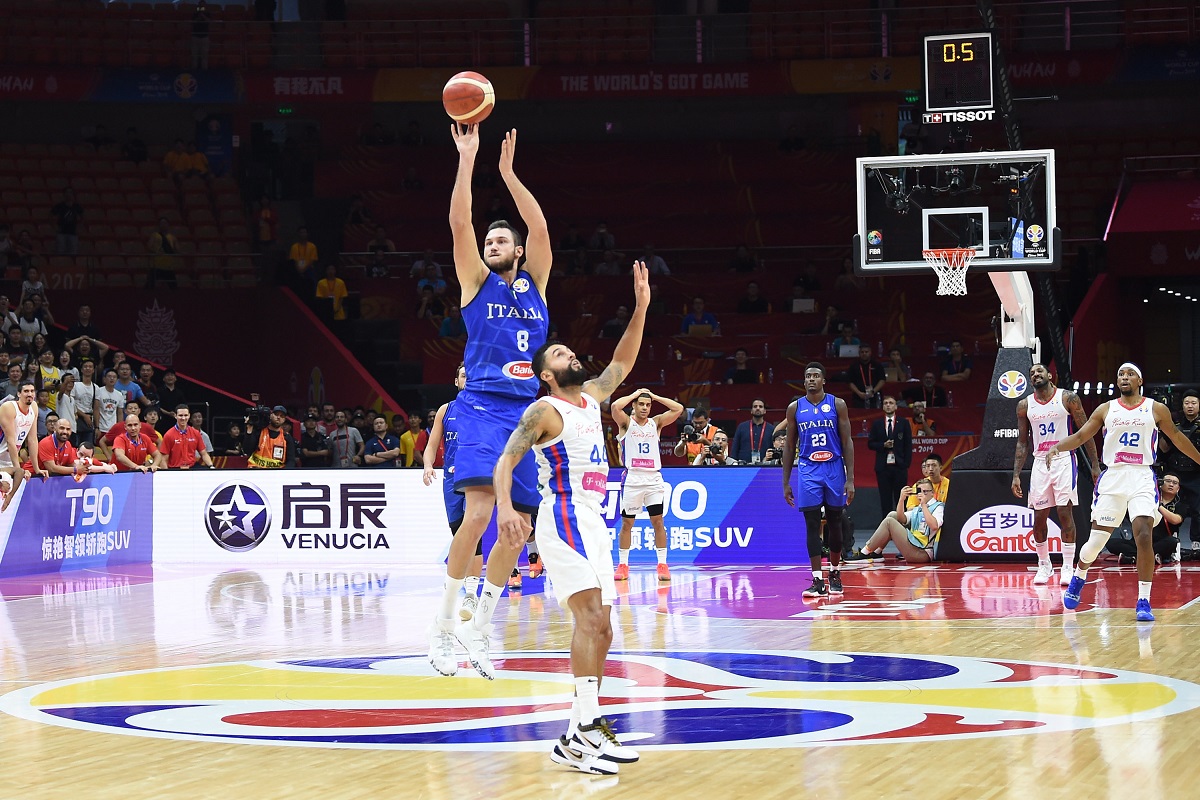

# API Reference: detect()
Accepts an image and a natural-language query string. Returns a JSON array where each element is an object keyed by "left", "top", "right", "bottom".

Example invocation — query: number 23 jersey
[{"left": 795, "top": 393, "right": 843, "bottom": 464}]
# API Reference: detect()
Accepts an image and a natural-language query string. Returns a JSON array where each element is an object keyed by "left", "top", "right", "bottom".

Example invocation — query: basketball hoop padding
[{"left": 923, "top": 248, "right": 975, "bottom": 296}]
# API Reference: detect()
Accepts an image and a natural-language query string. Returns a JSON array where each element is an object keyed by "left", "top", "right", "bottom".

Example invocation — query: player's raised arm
[
  {"left": 1011, "top": 397, "right": 1030, "bottom": 498},
  {"left": 494, "top": 401, "right": 561, "bottom": 547},
  {"left": 449, "top": 123, "right": 489, "bottom": 302},
  {"left": 1046, "top": 402, "right": 1108, "bottom": 467},
  {"left": 608, "top": 390, "right": 639, "bottom": 434},
  {"left": 422, "top": 403, "right": 449, "bottom": 486},
  {"left": 836, "top": 396, "right": 855, "bottom": 503},
  {"left": 651, "top": 392, "right": 684, "bottom": 428},
  {"left": 497, "top": 129, "right": 552, "bottom": 294},
  {"left": 584, "top": 262, "right": 650, "bottom": 403},
  {"left": 1154, "top": 401, "right": 1200, "bottom": 466},
  {"left": 782, "top": 401, "right": 798, "bottom": 506},
  {"left": 1063, "top": 390, "right": 1101, "bottom": 480}
]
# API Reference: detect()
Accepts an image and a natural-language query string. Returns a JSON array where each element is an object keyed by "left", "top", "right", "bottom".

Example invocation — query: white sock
[
  {"left": 1034, "top": 539, "right": 1050, "bottom": 566},
  {"left": 1074, "top": 565, "right": 1090, "bottom": 581},
  {"left": 575, "top": 676, "right": 601, "bottom": 728},
  {"left": 812, "top": 569, "right": 823, "bottom": 580},
  {"left": 619, "top": 548, "right": 630, "bottom": 566},
  {"left": 464, "top": 575, "right": 480, "bottom": 596},
  {"left": 439, "top": 576, "right": 464, "bottom": 620},
  {"left": 1061, "top": 540, "right": 1076, "bottom": 570},
  {"left": 656, "top": 547, "right": 667, "bottom": 565},
  {"left": 527, "top": 538, "right": 539, "bottom": 557},
  {"left": 473, "top": 579, "right": 504, "bottom": 627},
  {"left": 1139, "top": 581, "right": 1152, "bottom": 601},
  {"left": 567, "top": 695, "right": 581, "bottom": 738}
]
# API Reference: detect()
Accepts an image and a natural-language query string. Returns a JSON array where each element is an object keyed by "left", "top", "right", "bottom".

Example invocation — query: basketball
[{"left": 442, "top": 71, "right": 495, "bottom": 125}]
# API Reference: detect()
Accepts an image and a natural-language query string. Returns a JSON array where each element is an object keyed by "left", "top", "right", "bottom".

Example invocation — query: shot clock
[{"left": 923, "top": 32, "right": 994, "bottom": 113}]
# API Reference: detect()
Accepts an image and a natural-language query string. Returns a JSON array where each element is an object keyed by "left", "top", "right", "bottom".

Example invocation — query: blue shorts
[
  {"left": 794, "top": 459, "right": 847, "bottom": 509},
  {"left": 442, "top": 467, "right": 465, "bottom": 525},
  {"left": 452, "top": 387, "right": 541, "bottom": 514}
]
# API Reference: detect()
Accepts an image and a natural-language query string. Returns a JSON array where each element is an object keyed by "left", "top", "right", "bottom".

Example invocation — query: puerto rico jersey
[
  {"left": 534, "top": 395, "right": 608, "bottom": 517},
  {"left": 1102, "top": 397, "right": 1158, "bottom": 468},
  {"left": 795, "top": 393, "right": 842, "bottom": 464},
  {"left": 619, "top": 417, "right": 661, "bottom": 482},
  {"left": 1028, "top": 388, "right": 1072, "bottom": 457},
  {"left": 441, "top": 399, "right": 464, "bottom": 523},
  {"left": 0, "top": 399, "right": 36, "bottom": 468},
  {"left": 461, "top": 269, "right": 549, "bottom": 400}
]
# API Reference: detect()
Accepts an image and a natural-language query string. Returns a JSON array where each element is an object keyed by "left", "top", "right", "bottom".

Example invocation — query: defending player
[
  {"left": 428, "top": 123, "right": 553, "bottom": 679},
  {"left": 610, "top": 388, "right": 683, "bottom": 582},
  {"left": 422, "top": 364, "right": 485, "bottom": 621},
  {"left": 0, "top": 380, "right": 38, "bottom": 511},
  {"left": 1047, "top": 363, "right": 1200, "bottom": 621},
  {"left": 1012, "top": 363, "right": 1100, "bottom": 586},
  {"left": 494, "top": 262, "right": 649, "bottom": 775},
  {"left": 782, "top": 363, "right": 855, "bottom": 598}
]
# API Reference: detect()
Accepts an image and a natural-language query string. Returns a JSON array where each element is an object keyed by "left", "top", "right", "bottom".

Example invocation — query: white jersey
[
  {"left": 0, "top": 398, "right": 36, "bottom": 467},
  {"left": 534, "top": 394, "right": 608, "bottom": 516},
  {"left": 619, "top": 417, "right": 661, "bottom": 475},
  {"left": 1028, "top": 388, "right": 1071, "bottom": 455},
  {"left": 1101, "top": 397, "right": 1158, "bottom": 468}
]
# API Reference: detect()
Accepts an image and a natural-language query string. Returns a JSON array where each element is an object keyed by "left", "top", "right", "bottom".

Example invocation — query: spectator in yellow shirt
[
  {"left": 163, "top": 139, "right": 189, "bottom": 184},
  {"left": 288, "top": 226, "right": 319, "bottom": 291},
  {"left": 316, "top": 264, "right": 348, "bottom": 322},
  {"left": 906, "top": 453, "right": 950, "bottom": 508},
  {"left": 184, "top": 141, "right": 213, "bottom": 184},
  {"left": 399, "top": 414, "right": 423, "bottom": 467}
]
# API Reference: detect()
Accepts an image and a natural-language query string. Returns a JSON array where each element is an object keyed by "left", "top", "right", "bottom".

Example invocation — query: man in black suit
[{"left": 868, "top": 395, "right": 912, "bottom": 520}]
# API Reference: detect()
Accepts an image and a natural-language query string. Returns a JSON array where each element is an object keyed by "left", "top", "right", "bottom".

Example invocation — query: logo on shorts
[
  {"left": 512, "top": 277, "right": 531, "bottom": 293},
  {"left": 502, "top": 361, "right": 534, "bottom": 380},
  {"left": 867, "top": 230, "right": 882, "bottom": 245},
  {"left": 997, "top": 371, "right": 1028, "bottom": 399},
  {"left": 204, "top": 482, "right": 271, "bottom": 552},
  {"left": 1026, "top": 224, "right": 1044, "bottom": 243}
]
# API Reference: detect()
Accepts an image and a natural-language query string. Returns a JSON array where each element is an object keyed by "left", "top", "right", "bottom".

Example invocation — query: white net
[{"left": 922, "top": 248, "right": 975, "bottom": 296}]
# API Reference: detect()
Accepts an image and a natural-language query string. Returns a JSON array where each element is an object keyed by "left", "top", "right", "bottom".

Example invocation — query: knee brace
[
  {"left": 803, "top": 509, "right": 823, "bottom": 557},
  {"left": 824, "top": 507, "right": 844, "bottom": 553},
  {"left": 1078, "top": 529, "right": 1112, "bottom": 565}
]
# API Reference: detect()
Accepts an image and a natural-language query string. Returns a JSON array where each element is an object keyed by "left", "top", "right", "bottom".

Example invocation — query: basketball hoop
[{"left": 922, "top": 248, "right": 976, "bottom": 296}]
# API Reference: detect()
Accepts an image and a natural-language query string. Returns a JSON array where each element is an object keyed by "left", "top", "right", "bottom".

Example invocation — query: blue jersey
[
  {"left": 461, "top": 269, "right": 549, "bottom": 400},
  {"left": 795, "top": 393, "right": 843, "bottom": 464}
]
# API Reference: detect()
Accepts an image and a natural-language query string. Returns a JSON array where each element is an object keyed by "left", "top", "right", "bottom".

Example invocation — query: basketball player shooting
[
  {"left": 428, "top": 123, "right": 553, "bottom": 680},
  {"left": 1012, "top": 363, "right": 1100, "bottom": 586},
  {"left": 1047, "top": 363, "right": 1200, "bottom": 621},
  {"left": 493, "top": 262, "right": 650, "bottom": 775}
]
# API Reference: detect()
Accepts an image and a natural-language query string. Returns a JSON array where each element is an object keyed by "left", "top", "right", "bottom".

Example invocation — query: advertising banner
[
  {"left": 0, "top": 68, "right": 98, "bottom": 101},
  {"left": 152, "top": 470, "right": 451, "bottom": 566},
  {"left": 92, "top": 70, "right": 238, "bottom": 103},
  {"left": 244, "top": 71, "right": 377, "bottom": 104},
  {"left": 0, "top": 473, "right": 154, "bottom": 578},
  {"left": 526, "top": 63, "right": 791, "bottom": 99}
]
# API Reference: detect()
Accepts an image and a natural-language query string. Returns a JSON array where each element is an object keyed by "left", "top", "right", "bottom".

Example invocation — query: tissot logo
[
  {"left": 503, "top": 361, "right": 534, "bottom": 379},
  {"left": 922, "top": 110, "right": 996, "bottom": 124},
  {"left": 1185, "top": 244, "right": 1200, "bottom": 261},
  {"left": 205, "top": 482, "right": 271, "bottom": 552}
]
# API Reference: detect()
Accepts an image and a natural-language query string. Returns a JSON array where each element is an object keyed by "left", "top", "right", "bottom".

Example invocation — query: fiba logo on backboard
[
  {"left": 204, "top": 482, "right": 272, "bottom": 552},
  {"left": 997, "top": 371, "right": 1028, "bottom": 399},
  {"left": 1026, "top": 224, "right": 1044, "bottom": 243}
]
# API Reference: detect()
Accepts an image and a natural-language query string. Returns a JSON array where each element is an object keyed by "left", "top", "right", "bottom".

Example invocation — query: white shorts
[
  {"left": 536, "top": 497, "right": 617, "bottom": 608},
  {"left": 1091, "top": 466, "right": 1162, "bottom": 527},
  {"left": 1028, "top": 452, "right": 1079, "bottom": 510},
  {"left": 620, "top": 472, "right": 665, "bottom": 516}
]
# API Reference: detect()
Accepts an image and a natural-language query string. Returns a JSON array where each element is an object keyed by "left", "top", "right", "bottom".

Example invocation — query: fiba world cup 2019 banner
[
  {"left": 481, "top": 467, "right": 805, "bottom": 566},
  {"left": 0, "top": 473, "right": 154, "bottom": 577}
]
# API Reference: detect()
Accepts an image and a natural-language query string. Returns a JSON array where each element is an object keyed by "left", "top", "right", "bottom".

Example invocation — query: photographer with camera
[
  {"left": 243, "top": 401, "right": 296, "bottom": 469},
  {"left": 692, "top": 429, "right": 738, "bottom": 466},
  {"left": 762, "top": 430, "right": 788, "bottom": 465},
  {"left": 672, "top": 408, "right": 718, "bottom": 462}
]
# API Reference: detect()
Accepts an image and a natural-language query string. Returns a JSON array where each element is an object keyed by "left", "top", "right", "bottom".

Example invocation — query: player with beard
[
  {"left": 494, "top": 262, "right": 649, "bottom": 775},
  {"left": 0, "top": 380, "right": 38, "bottom": 509},
  {"left": 1048, "top": 363, "right": 1200, "bottom": 620},
  {"left": 782, "top": 363, "right": 855, "bottom": 598},
  {"left": 428, "top": 123, "right": 553, "bottom": 679},
  {"left": 1012, "top": 363, "right": 1099, "bottom": 586}
]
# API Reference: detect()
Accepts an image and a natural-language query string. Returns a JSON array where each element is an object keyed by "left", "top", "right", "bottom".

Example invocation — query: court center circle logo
[
  {"left": 204, "top": 482, "right": 272, "bottom": 552},
  {"left": 3, "top": 650, "right": 1196, "bottom": 750}
]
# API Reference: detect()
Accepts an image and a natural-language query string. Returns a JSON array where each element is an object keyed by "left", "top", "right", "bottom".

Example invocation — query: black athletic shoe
[
  {"left": 802, "top": 578, "right": 828, "bottom": 597},
  {"left": 828, "top": 571, "right": 843, "bottom": 594}
]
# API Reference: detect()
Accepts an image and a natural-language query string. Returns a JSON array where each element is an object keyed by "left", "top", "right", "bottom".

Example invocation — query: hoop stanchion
[{"left": 923, "top": 248, "right": 976, "bottom": 296}]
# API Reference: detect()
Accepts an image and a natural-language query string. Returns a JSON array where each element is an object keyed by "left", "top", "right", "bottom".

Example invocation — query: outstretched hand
[
  {"left": 499, "top": 128, "right": 518, "bottom": 176},
  {"left": 450, "top": 122, "right": 480, "bottom": 158},
  {"left": 631, "top": 260, "right": 650, "bottom": 309}
]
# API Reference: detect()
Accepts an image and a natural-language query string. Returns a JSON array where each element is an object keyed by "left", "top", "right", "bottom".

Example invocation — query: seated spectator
[
  {"left": 184, "top": 141, "right": 214, "bottom": 184},
  {"left": 36, "top": 390, "right": 53, "bottom": 437},
  {"left": 640, "top": 245, "right": 670, "bottom": 276},
  {"left": 121, "top": 127, "right": 148, "bottom": 164},
  {"left": 789, "top": 282, "right": 816, "bottom": 314},
  {"left": 4, "top": 330, "right": 29, "bottom": 367},
  {"left": 680, "top": 296, "right": 720, "bottom": 336},
  {"left": 51, "top": 189, "right": 84, "bottom": 255},
  {"left": 28, "top": 293, "right": 54, "bottom": 328},
  {"left": 909, "top": 401, "right": 937, "bottom": 436},
  {"left": 673, "top": 408, "right": 719, "bottom": 462},
  {"left": 287, "top": 226, "right": 319, "bottom": 291},
  {"left": 366, "top": 250, "right": 391, "bottom": 279},
  {"left": 362, "top": 122, "right": 393, "bottom": 146},
  {"left": 223, "top": 421, "right": 246, "bottom": 456},
  {"left": 163, "top": 139, "right": 190, "bottom": 184},
  {"left": 854, "top": 478, "right": 943, "bottom": 563},
  {"left": 416, "top": 286, "right": 445, "bottom": 320},
  {"left": 845, "top": 345, "right": 886, "bottom": 409},
  {"left": 111, "top": 413, "right": 161, "bottom": 473},
  {"left": 140, "top": 406, "right": 165, "bottom": 446},
  {"left": 885, "top": 347, "right": 912, "bottom": 382},
  {"left": 834, "top": 256, "right": 865, "bottom": 291},
  {"left": 316, "top": 264, "right": 349, "bottom": 322},
  {"left": 345, "top": 194, "right": 373, "bottom": 225},
  {"left": 409, "top": 248, "right": 443, "bottom": 279},
  {"left": 587, "top": 222, "right": 616, "bottom": 252},
  {"left": 67, "top": 336, "right": 108, "bottom": 371},
  {"left": 416, "top": 263, "right": 447, "bottom": 296},
  {"left": 831, "top": 321, "right": 861, "bottom": 353},
  {"left": 363, "top": 416, "right": 402, "bottom": 468},
  {"left": 737, "top": 281, "right": 770, "bottom": 314},
  {"left": 600, "top": 305, "right": 630, "bottom": 339},
  {"left": 906, "top": 453, "right": 950, "bottom": 508},
  {"left": 762, "top": 429, "right": 790, "bottom": 465},
  {"left": 146, "top": 217, "right": 180, "bottom": 289},
  {"left": 367, "top": 226, "right": 395, "bottom": 255},
  {"left": 940, "top": 339, "right": 973, "bottom": 382},
  {"left": 593, "top": 250, "right": 622, "bottom": 276},
  {"left": 816, "top": 304, "right": 840, "bottom": 336},
  {"left": 58, "top": 349, "right": 78, "bottom": 380},
  {"left": 94, "top": 369, "right": 129, "bottom": 454},
  {"left": 114, "top": 362, "right": 149, "bottom": 409},
  {"left": 903, "top": 371, "right": 949, "bottom": 408},
  {"left": 38, "top": 417, "right": 79, "bottom": 477},
  {"left": 66, "top": 303, "right": 101, "bottom": 343},
  {"left": 558, "top": 224, "right": 586, "bottom": 251},
  {"left": 15, "top": 299, "right": 47, "bottom": 341},
  {"left": 0, "top": 363, "right": 22, "bottom": 397},
  {"left": 37, "top": 348, "right": 64, "bottom": 407},
  {"left": 728, "top": 244, "right": 758, "bottom": 273},
  {"left": 439, "top": 304, "right": 466, "bottom": 339},
  {"left": 255, "top": 195, "right": 278, "bottom": 252},
  {"left": 725, "top": 348, "right": 757, "bottom": 385},
  {"left": 136, "top": 364, "right": 160, "bottom": 408},
  {"left": 692, "top": 430, "right": 738, "bottom": 465}
]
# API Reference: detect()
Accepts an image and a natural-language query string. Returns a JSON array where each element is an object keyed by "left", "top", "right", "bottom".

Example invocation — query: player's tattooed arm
[
  {"left": 502, "top": 402, "right": 550, "bottom": 461},
  {"left": 1063, "top": 390, "right": 1100, "bottom": 475},
  {"left": 585, "top": 362, "right": 625, "bottom": 403},
  {"left": 1012, "top": 397, "right": 1030, "bottom": 481}
]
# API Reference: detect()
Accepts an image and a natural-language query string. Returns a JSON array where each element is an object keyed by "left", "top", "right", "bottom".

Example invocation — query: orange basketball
[{"left": 442, "top": 71, "right": 495, "bottom": 125}]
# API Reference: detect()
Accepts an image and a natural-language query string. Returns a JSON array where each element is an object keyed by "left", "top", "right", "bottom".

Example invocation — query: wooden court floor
[{"left": 2, "top": 560, "right": 1199, "bottom": 799}]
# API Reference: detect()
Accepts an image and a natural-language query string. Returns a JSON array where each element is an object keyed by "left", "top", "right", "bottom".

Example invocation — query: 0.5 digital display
[{"left": 924, "top": 32, "right": 994, "bottom": 113}]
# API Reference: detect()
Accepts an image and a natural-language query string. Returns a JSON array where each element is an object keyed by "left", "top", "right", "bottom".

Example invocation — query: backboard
[{"left": 854, "top": 149, "right": 1059, "bottom": 276}]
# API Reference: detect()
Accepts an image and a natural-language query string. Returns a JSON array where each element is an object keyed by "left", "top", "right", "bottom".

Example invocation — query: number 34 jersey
[
  {"left": 1028, "top": 388, "right": 1072, "bottom": 457},
  {"left": 1101, "top": 397, "right": 1158, "bottom": 468}
]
